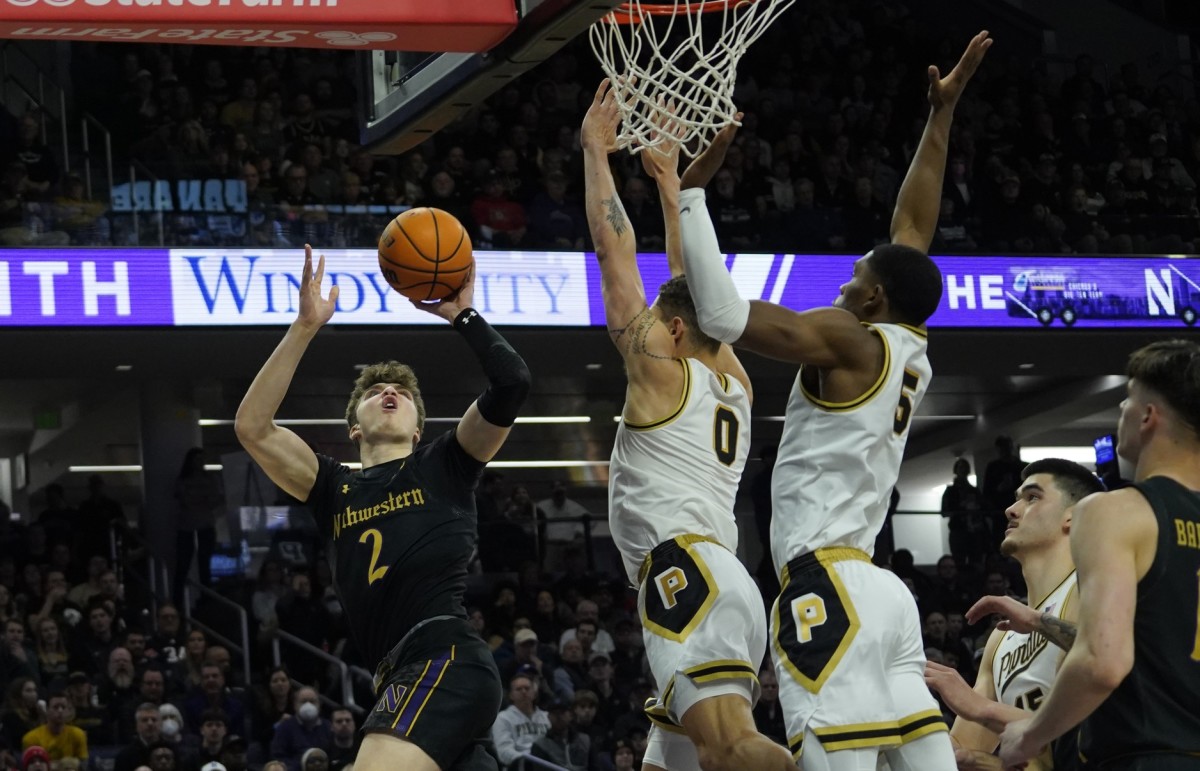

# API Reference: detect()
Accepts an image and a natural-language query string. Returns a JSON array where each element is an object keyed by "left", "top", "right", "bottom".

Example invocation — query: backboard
[{"left": 357, "top": 0, "right": 622, "bottom": 155}]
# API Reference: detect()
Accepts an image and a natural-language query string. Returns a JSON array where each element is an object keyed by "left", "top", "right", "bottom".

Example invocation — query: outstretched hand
[
  {"left": 297, "top": 244, "right": 339, "bottom": 332},
  {"left": 928, "top": 30, "right": 993, "bottom": 112},
  {"left": 966, "top": 594, "right": 1039, "bottom": 632},
  {"left": 639, "top": 100, "right": 686, "bottom": 184},
  {"left": 581, "top": 78, "right": 626, "bottom": 154}
]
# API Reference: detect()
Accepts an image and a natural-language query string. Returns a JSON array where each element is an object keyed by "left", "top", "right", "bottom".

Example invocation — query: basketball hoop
[{"left": 589, "top": 0, "right": 795, "bottom": 157}]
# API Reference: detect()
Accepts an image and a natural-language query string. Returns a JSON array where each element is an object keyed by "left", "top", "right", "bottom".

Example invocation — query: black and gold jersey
[
  {"left": 1080, "top": 476, "right": 1200, "bottom": 766},
  {"left": 305, "top": 430, "right": 485, "bottom": 667}
]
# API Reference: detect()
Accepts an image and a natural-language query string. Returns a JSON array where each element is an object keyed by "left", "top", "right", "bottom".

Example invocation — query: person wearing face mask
[
  {"left": 269, "top": 688, "right": 331, "bottom": 771},
  {"left": 114, "top": 703, "right": 164, "bottom": 771}
]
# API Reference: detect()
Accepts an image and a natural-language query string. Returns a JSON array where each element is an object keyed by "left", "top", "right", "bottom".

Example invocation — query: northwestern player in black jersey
[
  {"left": 235, "top": 246, "right": 531, "bottom": 771},
  {"left": 1000, "top": 339, "right": 1200, "bottom": 769}
]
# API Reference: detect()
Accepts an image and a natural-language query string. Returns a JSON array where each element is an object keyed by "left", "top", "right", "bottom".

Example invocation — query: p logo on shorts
[
  {"left": 641, "top": 537, "right": 718, "bottom": 642},
  {"left": 655, "top": 568, "right": 688, "bottom": 609}
]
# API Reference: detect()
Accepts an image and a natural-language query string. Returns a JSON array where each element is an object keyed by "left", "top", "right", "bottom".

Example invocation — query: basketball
[{"left": 377, "top": 207, "right": 474, "bottom": 303}]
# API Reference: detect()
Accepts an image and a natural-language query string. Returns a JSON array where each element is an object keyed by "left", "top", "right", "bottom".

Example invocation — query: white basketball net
[{"left": 589, "top": 0, "right": 795, "bottom": 157}]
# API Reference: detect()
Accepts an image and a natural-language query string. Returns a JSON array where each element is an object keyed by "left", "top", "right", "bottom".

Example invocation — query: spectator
[
  {"left": 67, "top": 556, "right": 110, "bottom": 609},
  {"left": 218, "top": 733, "right": 249, "bottom": 771},
  {"left": 940, "top": 458, "right": 986, "bottom": 570},
  {"left": 99, "top": 648, "right": 141, "bottom": 737},
  {"left": 325, "top": 708, "right": 358, "bottom": 771},
  {"left": 20, "top": 746, "right": 50, "bottom": 771},
  {"left": 610, "top": 679, "right": 653, "bottom": 742},
  {"left": 32, "top": 618, "right": 69, "bottom": 688},
  {"left": 147, "top": 604, "right": 186, "bottom": 666},
  {"left": 707, "top": 167, "right": 759, "bottom": 249},
  {"left": 75, "top": 476, "right": 126, "bottom": 561},
  {"left": 471, "top": 170, "right": 528, "bottom": 248},
  {"left": 526, "top": 171, "right": 586, "bottom": 249},
  {"left": 21, "top": 691, "right": 87, "bottom": 768},
  {"left": 607, "top": 618, "right": 645, "bottom": 685},
  {"left": 558, "top": 601, "right": 614, "bottom": 656},
  {"left": 113, "top": 701, "right": 164, "bottom": 768},
  {"left": 570, "top": 690, "right": 606, "bottom": 763},
  {"left": 535, "top": 484, "right": 590, "bottom": 574},
  {"left": 78, "top": 602, "right": 120, "bottom": 674},
  {"left": 530, "top": 700, "right": 589, "bottom": 771},
  {"left": 931, "top": 555, "right": 974, "bottom": 614},
  {"left": 273, "top": 573, "right": 332, "bottom": 689},
  {"left": 491, "top": 674, "right": 550, "bottom": 770},
  {"left": 296, "top": 144, "right": 339, "bottom": 203},
  {"left": 3, "top": 619, "right": 39, "bottom": 685},
  {"left": 498, "top": 628, "right": 549, "bottom": 694},
  {"left": 65, "top": 671, "right": 110, "bottom": 745},
  {"left": 157, "top": 703, "right": 190, "bottom": 758},
  {"left": 549, "top": 639, "right": 589, "bottom": 704},
  {"left": 621, "top": 176, "right": 665, "bottom": 250},
  {"left": 583, "top": 652, "right": 624, "bottom": 728},
  {"left": 2, "top": 677, "right": 44, "bottom": 751},
  {"left": 268, "top": 687, "right": 331, "bottom": 771},
  {"left": 173, "top": 448, "right": 224, "bottom": 600},
  {"left": 981, "top": 435, "right": 1024, "bottom": 547},
  {"left": 147, "top": 742, "right": 179, "bottom": 771},
  {"left": 181, "top": 664, "right": 246, "bottom": 738},
  {"left": 752, "top": 666, "right": 785, "bottom": 746},
  {"left": 37, "top": 486, "right": 76, "bottom": 550},
  {"left": 3, "top": 114, "right": 59, "bottom": 197},
  {"left": 612, "top": 738, "right": 636, "bottom": 771},
  {"left": 189, "top": 709, "right": 229, "bottom": 771},
  {"left": 250, "top": 667, "right": 293, "bottom": 749}
]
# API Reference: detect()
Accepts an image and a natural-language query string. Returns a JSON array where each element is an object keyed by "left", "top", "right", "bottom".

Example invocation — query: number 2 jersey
[
  {"left": 770, "top": 323, "right": 931, "bottom": 572},
  {"left": 305, "top": 430, "right": 485, "bottom": 667},
  {"left": 609, "top": 358, "right": 751, "bottom": 585}
]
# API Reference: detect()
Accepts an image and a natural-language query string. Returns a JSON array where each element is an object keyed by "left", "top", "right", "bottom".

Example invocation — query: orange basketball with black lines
[{"left": 377, "top": 207, "right": 474, "bottom": 302}]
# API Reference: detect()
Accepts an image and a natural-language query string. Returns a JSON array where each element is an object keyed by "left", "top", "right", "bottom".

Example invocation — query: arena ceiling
[{"left": 0, "top": 323, "right": 1158, "bottom": 517}]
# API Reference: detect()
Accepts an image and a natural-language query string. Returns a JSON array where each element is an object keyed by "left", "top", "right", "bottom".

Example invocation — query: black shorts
[
  {"left": 1097, "top": 754, "right": 1200, "bottom": 770},
  {"left": 362, "top": 617, "right": 502, "bottom": 771}
]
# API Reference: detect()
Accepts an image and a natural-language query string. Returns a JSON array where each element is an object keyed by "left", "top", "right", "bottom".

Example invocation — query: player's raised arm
[
  {"left": 583, "top": 80, "right": 665, "bottom": 361},
  {"left": 408, "top": 266, "right": 531, "bottom": 464},
  {"left": 235, "top": 245, "right": 335, "bottom": 501},
  {"left": 642, "top": 117, "right": 754, "bottom": 400},
  {"left": 890, "top": 30, "right": 992, "bottom": 252}
]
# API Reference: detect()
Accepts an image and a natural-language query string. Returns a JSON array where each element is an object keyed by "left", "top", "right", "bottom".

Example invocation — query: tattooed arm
[{"left": 1039, "top": 613, "right": 1078, "bottom": 652}]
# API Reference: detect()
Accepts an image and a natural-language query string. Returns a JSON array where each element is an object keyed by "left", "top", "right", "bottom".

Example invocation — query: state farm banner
[{"left": 0, "top": 0, "right": 517, "bottom": 52}]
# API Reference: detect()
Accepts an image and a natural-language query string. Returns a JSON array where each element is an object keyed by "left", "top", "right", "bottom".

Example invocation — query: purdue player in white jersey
[
  {"left": 925, "top": 459, "right": 1104, "bottom": 771},
  {"left": 581, "top": 82, "right": 794, "bottom": 771},
  {"left": 679, "top": 31, "right": 993, "bottom": 771}
]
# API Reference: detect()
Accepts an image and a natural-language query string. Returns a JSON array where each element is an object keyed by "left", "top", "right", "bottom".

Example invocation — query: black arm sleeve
[{"left": 453, "top": 308, "right": 532, "bottom": 427}]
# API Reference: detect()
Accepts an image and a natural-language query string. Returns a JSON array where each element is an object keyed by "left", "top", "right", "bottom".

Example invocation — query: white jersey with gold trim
[
  {"left": 770, "top": 323, "right": 931, "bottom": 571},
  {"left": 610, "top": 357, "right": 751, "bottom": 585},
  {"left": 992, "top": 572, "right": 1076, "bottom": 711}
]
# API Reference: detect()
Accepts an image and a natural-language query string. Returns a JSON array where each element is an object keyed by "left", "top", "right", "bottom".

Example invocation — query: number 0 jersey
[
  {"left": 771, "top": 323, "right": 930, "bottom": 572},
  {"left": 306, "top": 430, "right": 485, "bottom": 667},
  {"left": 609, "top": 358, "right": 751, "bottom": 585}
]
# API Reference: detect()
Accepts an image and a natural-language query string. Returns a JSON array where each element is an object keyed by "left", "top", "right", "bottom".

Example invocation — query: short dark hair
[
  {"left": 866, "top": 243, "right": 943, "bottom": 325},
  {"left": 656, "top": 275, "right": 720, "bottom": 354},
  {"left": 200, "top": 708, "right": 228, "bottom": 726},
  {"left": 1021, "top": 458, "right": 1105, "bottom": 504},
  {"left": 576, "top": 619, "right": 599, "bottom": 633},
  {"left": 1128, "top": 339, "right": 1200, "bottom": 439}
]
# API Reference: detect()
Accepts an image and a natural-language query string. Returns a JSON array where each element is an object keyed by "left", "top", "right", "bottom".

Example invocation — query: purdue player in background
[
  {"left": 1001, "top": 340, "right": 1200, "bottom": 769},
  {"left": 679, "top": 31, "right": 992, "bottom": 771},
  {"left": 924, "top": 459, "right": 1104, "bottom": 770},
  {"left": 235, "top": 247, "right": 531, "bottom": 771},
  {"left": 581, "top": 81, "right": 793, "bottom": 771}
]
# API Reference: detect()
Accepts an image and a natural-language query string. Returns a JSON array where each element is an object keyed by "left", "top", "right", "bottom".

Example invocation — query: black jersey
[
  {"left": 1079, "top": 476, "right": 1200, "bottom": 766},
  {"left": 306, "top": 430, "right": 485, "bottom": 667}
]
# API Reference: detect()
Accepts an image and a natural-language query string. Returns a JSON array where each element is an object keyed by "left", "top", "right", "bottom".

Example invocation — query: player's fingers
[
  {"left": 997, "top": 620, "right": 1013, "bottom": 631},
  {"left": 928, "top": 64, "right": 941, "bottom": 83},
  {"left": 594, "top": 79, "right": 610, "bottom": 103},
  {"left": 314, "top": 253, "right": 326, "bottom": 286},
  {"left": 327, "top": 284, "right": 340, "bottom": 306},
  {"left": 301, "top": 245, "right": 312, "bottom": 286}
]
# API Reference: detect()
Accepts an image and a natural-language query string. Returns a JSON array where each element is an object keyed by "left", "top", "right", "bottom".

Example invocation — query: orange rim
[{"left": 608, "top": 0, "right": 755, "bottom": 23}]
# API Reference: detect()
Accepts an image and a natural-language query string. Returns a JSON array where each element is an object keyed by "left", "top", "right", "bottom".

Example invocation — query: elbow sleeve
[{"left": 679, "top": 188, "right": 750, "bottom": 344}]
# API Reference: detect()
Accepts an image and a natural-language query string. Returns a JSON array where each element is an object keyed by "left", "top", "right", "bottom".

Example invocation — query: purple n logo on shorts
[
  {"left": 390, "top": 649, "right": 455, "bottom": 736},
  {"left": 376, "top": 683, "right": 408, "bottom": 714}
]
